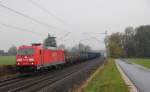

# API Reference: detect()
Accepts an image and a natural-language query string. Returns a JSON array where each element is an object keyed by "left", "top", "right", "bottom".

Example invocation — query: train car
[
  {"left": 65, "top": 51, "right": 101, "bottom": 64},
  {"left": 79, "top": 52, "right": 89, "bottom": 61},
  {"left": 16, "top": 34, "right": 101, "bottom": 73},
  {"left": 80, "top": 51, "right": 101, "bottom": 60},
  {"left": 16, "top": 44, "right": 65, "bottom": 72},
  {"left": 87, "top": 52, "right": 101, "bottom": 59},
  {"left": 64, "top": 51, "right": 80, "bottom": 64}
]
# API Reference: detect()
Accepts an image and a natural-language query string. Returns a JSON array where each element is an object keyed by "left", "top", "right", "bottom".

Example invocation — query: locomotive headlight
[
  {"left": 17, "top": 58, "right": 22, "bottom": 62},
  {"left": 29, "top": 58, "right": 34, "bottom": 62}
]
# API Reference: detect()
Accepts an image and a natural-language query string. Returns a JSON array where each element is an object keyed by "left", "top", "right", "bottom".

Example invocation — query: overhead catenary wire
[
  {"left": 82, "top": 32, "right": 106, "bottom": 35},
  {"left": 0, "top": 4, "right": 67, "bottom": 32},
  {"left": 0, "top": 23, "right": 46, "bottom": 36},
  {"left": 84, "top": 34, "right": 104, "bottom": 42},
  {"left": 82, "top": 32, "right": 106, "bottom": 41},
  {"left": 79, "top": 34, "right": 105, "bottom": 48},
  {"left": 28, "top": 0, "right": 67, "bottom": 25},
  {"left": 57, "top": 32, "right": 70, "bottom": 40},
  {"left": 79, "top": 37, "right": 98, "bottom": 43},
  {"left": 0, "top": 23, "right": 71, "bottom": 39}
]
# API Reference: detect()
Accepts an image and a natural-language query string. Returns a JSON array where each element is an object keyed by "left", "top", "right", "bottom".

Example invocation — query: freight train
[
  {"left": 16, "top": 44, "right": 100, "bottom": 72},
  {"left": 16, "top": 36, "right": 101, "bottom": 72}
]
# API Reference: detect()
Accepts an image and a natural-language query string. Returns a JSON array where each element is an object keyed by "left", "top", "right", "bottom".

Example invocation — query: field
[
  {"left": 128, "top": 58, "right": 150, "bottom": 69},
  {"left": 84, "top": 59, "right": 129, "bottom": 92},
  {"left": 0, "top": 56, "right": 16, "bottom": 65}
]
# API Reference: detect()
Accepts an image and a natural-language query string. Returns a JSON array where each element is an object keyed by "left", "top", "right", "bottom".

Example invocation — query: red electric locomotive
[{"left": 16, "top": 43, "right": 65, "bottom": 72}]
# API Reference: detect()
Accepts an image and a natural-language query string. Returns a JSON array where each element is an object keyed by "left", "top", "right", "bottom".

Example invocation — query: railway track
[
  {"left": 10, "top": 68, "right": 78, "bottom": 92},
  {"left": 38, "top": 59, "right": 102, "bottom": 92},
  {"left": 0, "top": 78, "right": 23, "bottom": 87},
  {"left": 0, "top": 74, "right": 20, "bottom": 83},
  {"left": 0, "top": 69, "right": 60, "bottom": 91},
  {"left": 0, "top": 67, "right": 62, "bottom": 89},
  {"left": 0, "top": 58, "right": 104, "bottom": 92}
]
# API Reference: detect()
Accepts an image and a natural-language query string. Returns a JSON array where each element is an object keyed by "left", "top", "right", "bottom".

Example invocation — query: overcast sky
[{"left": 0, "top": 0, "right": 150, "bottom": 51}]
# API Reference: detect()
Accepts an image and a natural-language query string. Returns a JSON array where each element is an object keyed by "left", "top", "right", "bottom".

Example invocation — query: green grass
[
  {"left": 0, "top": 56, "right": 16, "bottom": 65},
  {"left": 128, "top": 58, "right": 150, "bottom": 69},
  {"left": 84, "top": 59, "right": 129, "bottom": 92}
]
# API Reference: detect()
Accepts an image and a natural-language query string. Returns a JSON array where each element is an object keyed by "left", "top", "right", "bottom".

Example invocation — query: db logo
[{"left": 52, "top": 52, "right": 57, "bottom": 57}]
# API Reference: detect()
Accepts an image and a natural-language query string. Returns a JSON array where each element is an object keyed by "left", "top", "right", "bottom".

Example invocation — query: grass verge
[
  {"left": 0, "top": 56, "right": 16, "bottom": 65},
  {"left": 128, "top": 58, "right": 150, "bottom": 69},
  {"left": 0, "top": 56, "right": 16, "bottom": 78},
  {"left": 83, "top": 59, "right": 129, "bottom": 92}
]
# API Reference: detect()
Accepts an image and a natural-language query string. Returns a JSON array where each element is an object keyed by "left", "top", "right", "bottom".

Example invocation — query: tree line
[{"left": 108, "top": 25, "right": 150, "bottom": 58}]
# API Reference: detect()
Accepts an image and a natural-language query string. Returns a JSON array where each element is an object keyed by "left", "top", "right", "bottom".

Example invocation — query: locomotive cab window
[{"left": 17, "top": 48, "right": 35, "bottom": 55}]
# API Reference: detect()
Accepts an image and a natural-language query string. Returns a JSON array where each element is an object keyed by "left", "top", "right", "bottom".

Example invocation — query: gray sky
[{"left": 0, "top": 0, "right": 150, "bottom": 51}]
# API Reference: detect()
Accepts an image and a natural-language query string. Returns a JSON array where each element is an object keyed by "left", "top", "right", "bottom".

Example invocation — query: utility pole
[{"left": 104, "top": 31, "right": 109, "bottom": 58}]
